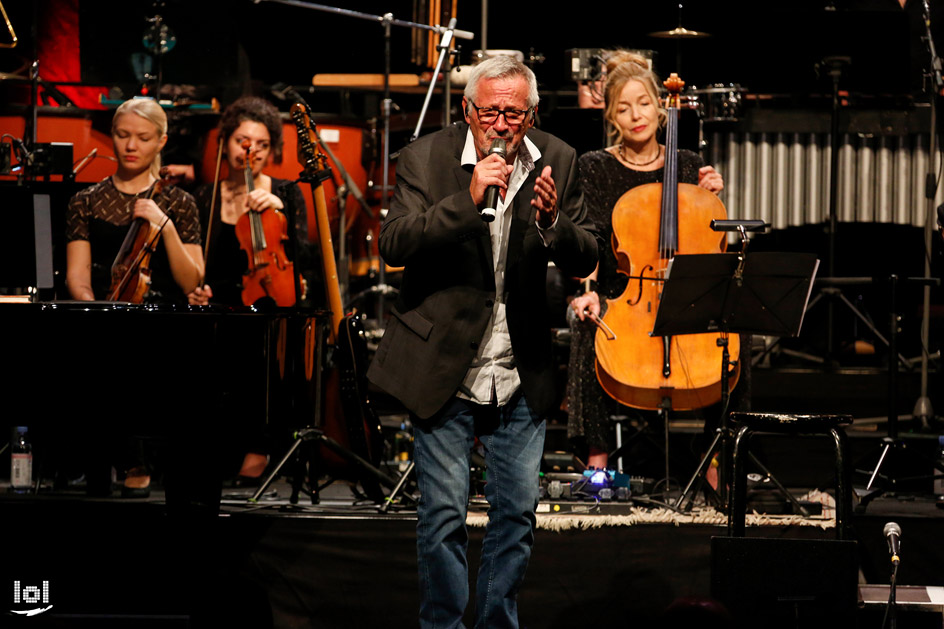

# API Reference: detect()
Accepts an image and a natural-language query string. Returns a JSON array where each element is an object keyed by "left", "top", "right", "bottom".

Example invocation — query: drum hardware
[
  {"left": 525, "top": 48, "right": 545, "bottom": 70},
  {"left": 567, "top": 48, "right": 607, "bottom": 83},
  {"left": 453, "top": 49, "right": 527, "bottom": 87},
  {"left": 472, "top": 49, "right": 524, "bottom": 64},
  {"left": 648, "top": 1, "right": 710, "bottom": 39},
  {"left": 648, "top": 26, "right": 711, "bottom": 39},
  {"left": 139, "top": 9, "right": 177, "bottom": 98},
  {"left": 0, "top": 0, "right": 17, "bottom": 49},
  {"left": 648, "top": 2, "right": 710, "bottom": 75},
  {"left": 684, "top": 83, "right": 745, "bottom": 157},
  {"left": 689, "top": 84, "right": 745, "bottom": 123},
  {"left": 570, "top": 49, "right": 657, "bottom": 119}
]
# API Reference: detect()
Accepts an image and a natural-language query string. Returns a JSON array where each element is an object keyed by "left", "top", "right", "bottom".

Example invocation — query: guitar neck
[
  {"left": 290, "top": 102, "right": 346, "bottom": 344},
  {"left": 312, "top": 181, "right": 344, "bottom": 344}
]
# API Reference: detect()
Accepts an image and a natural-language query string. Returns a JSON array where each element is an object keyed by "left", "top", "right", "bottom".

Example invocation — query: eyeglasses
[{"left": 469, "top": 101, "right": 532, "bottom": 125}]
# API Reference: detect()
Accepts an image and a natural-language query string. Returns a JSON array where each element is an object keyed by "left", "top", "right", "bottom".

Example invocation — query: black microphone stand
[
  {"left": 857, "top": 275, "right": 940, "bottom": 510},
  {"left": 913, "top": 0, "right": 943, "bottom": 429},
  {"left": 882, "top": 558, "right": 899, "bottom": 629}
]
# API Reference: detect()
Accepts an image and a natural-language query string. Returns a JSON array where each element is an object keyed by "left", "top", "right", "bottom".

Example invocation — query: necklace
[
  {"left": 619, "top": 144, "right": 662, "bottom": 167},
  {"left": 222, "top": 180, "right": 249, "bottom": 199},
  {"left": 112, "top": 174, "right": 157, "bottom": 199}
]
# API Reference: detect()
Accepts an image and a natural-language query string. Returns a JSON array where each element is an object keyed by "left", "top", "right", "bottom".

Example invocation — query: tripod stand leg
[
  {"left": 249, "top": 435, "right": 304, "bottom": 503},
  {"left": 660, "top": 401, "right": 671, "bottom": 497},
  {"left": 675, "top": 428, "right": 722, "bottom": 511},
  {"left": 748, "top": 452, "right": 810, "bottom": 517},
  {"left": 290, "top": 434, "right": 315, "bottom": 505},
  {"left": 379, "top": 460, "right": 415, "bottom": 514},
  {"left": 867, "top": 441, "right": 893, "bottom": 491}
]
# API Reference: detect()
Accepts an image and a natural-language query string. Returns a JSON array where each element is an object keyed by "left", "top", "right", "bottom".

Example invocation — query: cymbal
[{"left": 648, "top": 26, "right": 711, "bottom": 39}]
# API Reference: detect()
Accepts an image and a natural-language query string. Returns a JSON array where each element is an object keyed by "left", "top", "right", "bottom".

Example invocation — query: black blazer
[{"left": 366, "top": 122, "right": 598, "bottom": 419}]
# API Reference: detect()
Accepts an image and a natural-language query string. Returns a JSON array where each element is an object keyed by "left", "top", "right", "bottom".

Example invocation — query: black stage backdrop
[{"left": 1, "top": 1, "right": 939, "bottom": 102}]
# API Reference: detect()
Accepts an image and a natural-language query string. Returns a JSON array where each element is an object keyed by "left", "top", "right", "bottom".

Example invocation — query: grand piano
[{"left": 2, "top": 299, "right": 329, "bottom": 508}]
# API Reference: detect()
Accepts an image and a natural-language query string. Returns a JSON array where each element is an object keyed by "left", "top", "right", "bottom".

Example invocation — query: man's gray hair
[{"left": 464, "top": 55, "right": 539, "bottom": 113}]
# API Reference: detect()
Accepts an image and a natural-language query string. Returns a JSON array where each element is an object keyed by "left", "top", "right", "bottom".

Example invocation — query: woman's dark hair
[{"left": 218, "top": 96, "right": 284, "bottom": 162}]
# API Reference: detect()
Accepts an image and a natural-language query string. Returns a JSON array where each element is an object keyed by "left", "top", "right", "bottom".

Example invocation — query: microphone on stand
[
  {"left": 480, "top": 138, "right": 506, "bottom": 223},
  {"left": 73, "top": 148, "right": 97, "bottom": 176},
  {"left": 884, "top": 521, "right": 901, "bottom": 565}
]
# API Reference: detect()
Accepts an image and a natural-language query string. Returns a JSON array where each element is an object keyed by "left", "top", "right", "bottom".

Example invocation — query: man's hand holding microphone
[{"left": 471, "top": 138, "right": 510, "bottom": 222}]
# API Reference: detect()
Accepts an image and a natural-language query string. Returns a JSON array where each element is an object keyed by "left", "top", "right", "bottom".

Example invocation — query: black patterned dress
[
  {"left": 194, "top": 177, "right": 315, "bottom": 307},
  {"left": 66, "top": 177, "right": 202, "bottom": 303},
  {"left": 566, "top": 148, "right": 751, "bottom": 455}
]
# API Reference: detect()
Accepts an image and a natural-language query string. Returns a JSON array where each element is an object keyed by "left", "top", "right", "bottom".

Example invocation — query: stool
[{"left": 727, "top": 412, "right": 854, "bottom": 539}]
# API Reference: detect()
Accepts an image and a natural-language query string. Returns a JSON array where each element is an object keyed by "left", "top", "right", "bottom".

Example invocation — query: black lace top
[{"left": 66, "top": 177, "right": 201, "bottom": 302}]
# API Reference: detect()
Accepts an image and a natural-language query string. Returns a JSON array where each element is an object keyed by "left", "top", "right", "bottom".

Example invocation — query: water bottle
[{"left": 10, "top": 426, "right": 32, "bottom": 492}]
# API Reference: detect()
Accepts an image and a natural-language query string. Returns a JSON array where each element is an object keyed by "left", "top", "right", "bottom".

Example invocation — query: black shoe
[{"left": 120, "top": 483, "right": 151, "bottom": 499}]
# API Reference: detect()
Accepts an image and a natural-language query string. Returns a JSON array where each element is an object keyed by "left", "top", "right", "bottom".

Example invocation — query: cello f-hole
[{"left": 628, "top": 264, "right": 653, "bottom": 306}]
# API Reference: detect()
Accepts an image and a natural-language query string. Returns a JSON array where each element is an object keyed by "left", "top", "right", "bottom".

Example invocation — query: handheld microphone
[
  {"left": 480, "top": 138, "right": 506, "bottom": 223},
  {"left": 884, "top": 521, "right": 901, "bottom": 565}
]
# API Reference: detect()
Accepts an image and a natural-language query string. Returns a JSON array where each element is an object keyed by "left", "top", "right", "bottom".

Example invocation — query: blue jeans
[{"left": 414, "top": 392, "right": 546, "bottom": 629}]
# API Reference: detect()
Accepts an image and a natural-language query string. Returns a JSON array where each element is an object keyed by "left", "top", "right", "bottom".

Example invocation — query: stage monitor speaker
[{"left": 711, "top": 536, "right": 858, "bottom": 629}]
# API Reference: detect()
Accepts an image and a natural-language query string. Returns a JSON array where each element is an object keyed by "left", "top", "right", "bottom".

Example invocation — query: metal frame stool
[{"left": 727, "top": 412, "right": 854, "bottom": 539}]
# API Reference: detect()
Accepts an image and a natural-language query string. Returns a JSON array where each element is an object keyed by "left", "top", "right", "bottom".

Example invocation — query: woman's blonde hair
[
  {"left": 603, "top": 51, "right": 667, "bottom": 145},
  {"left": 111, "top": 98, "right": 168, "bottom": 178}
]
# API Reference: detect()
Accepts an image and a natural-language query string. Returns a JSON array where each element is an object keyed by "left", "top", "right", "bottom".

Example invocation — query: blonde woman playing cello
[{"left": 566, "top": 52, "right": 745, "bottom": 483}]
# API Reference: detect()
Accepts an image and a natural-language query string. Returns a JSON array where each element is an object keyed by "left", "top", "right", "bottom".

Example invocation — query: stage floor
[{"left": 2, "top": 473, "right": 943, "bottom": 628}]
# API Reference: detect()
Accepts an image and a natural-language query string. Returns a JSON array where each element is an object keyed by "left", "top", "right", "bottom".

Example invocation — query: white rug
[{"left": 466, "top": 490, "right": 836, "bottom": 532}]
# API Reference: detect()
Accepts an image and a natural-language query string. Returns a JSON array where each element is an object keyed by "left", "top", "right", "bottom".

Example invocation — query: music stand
[{"left": 651, "top": 250, "right": 820, "bottom": 512}]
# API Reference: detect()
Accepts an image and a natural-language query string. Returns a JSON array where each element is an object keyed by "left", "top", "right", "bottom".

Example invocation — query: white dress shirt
[{"left": 456, "top": 130, "right": 555, "bottom": 406}]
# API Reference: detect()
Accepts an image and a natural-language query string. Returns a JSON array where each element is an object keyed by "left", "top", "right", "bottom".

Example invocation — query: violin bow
[{"left": 202, "top": 134, "right": 225, "bottom": 277}]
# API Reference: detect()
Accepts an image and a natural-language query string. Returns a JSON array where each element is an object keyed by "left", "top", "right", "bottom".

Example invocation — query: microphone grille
[
  {"left": 883, "top": 521, "right": 901, "bottom": 536},
  {"left": 488, "top": 138, "right": 507, "bottom": 156}
]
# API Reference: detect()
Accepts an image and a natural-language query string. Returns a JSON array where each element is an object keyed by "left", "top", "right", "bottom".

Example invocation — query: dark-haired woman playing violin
[
  {"left": 186, "top": 96, "right": 312, "bottom": 482},
  {"left": 65, "top": 98, "right": 204, "bottom": 303},
  {"left": 187, "top": 96, "right": 310, "bottom": 309}
]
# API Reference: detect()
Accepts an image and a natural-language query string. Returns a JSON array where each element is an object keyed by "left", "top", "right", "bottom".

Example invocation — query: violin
[
  {"left": 234, "top": 139, "right": 296, "bottom": 307},
  {"left": 107, "top": 178, "right": 167, "bottom": 302},
  {"left": 594, "top": 73, "right": 740, "bottom": 411}
]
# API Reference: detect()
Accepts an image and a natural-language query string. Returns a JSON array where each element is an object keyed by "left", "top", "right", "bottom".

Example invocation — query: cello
[
  {"left": 594, "top": 73, "right": 740, "bottom": 411},
  {"left": 235, "top": 139, "right": 297, "bottom": 307}
]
